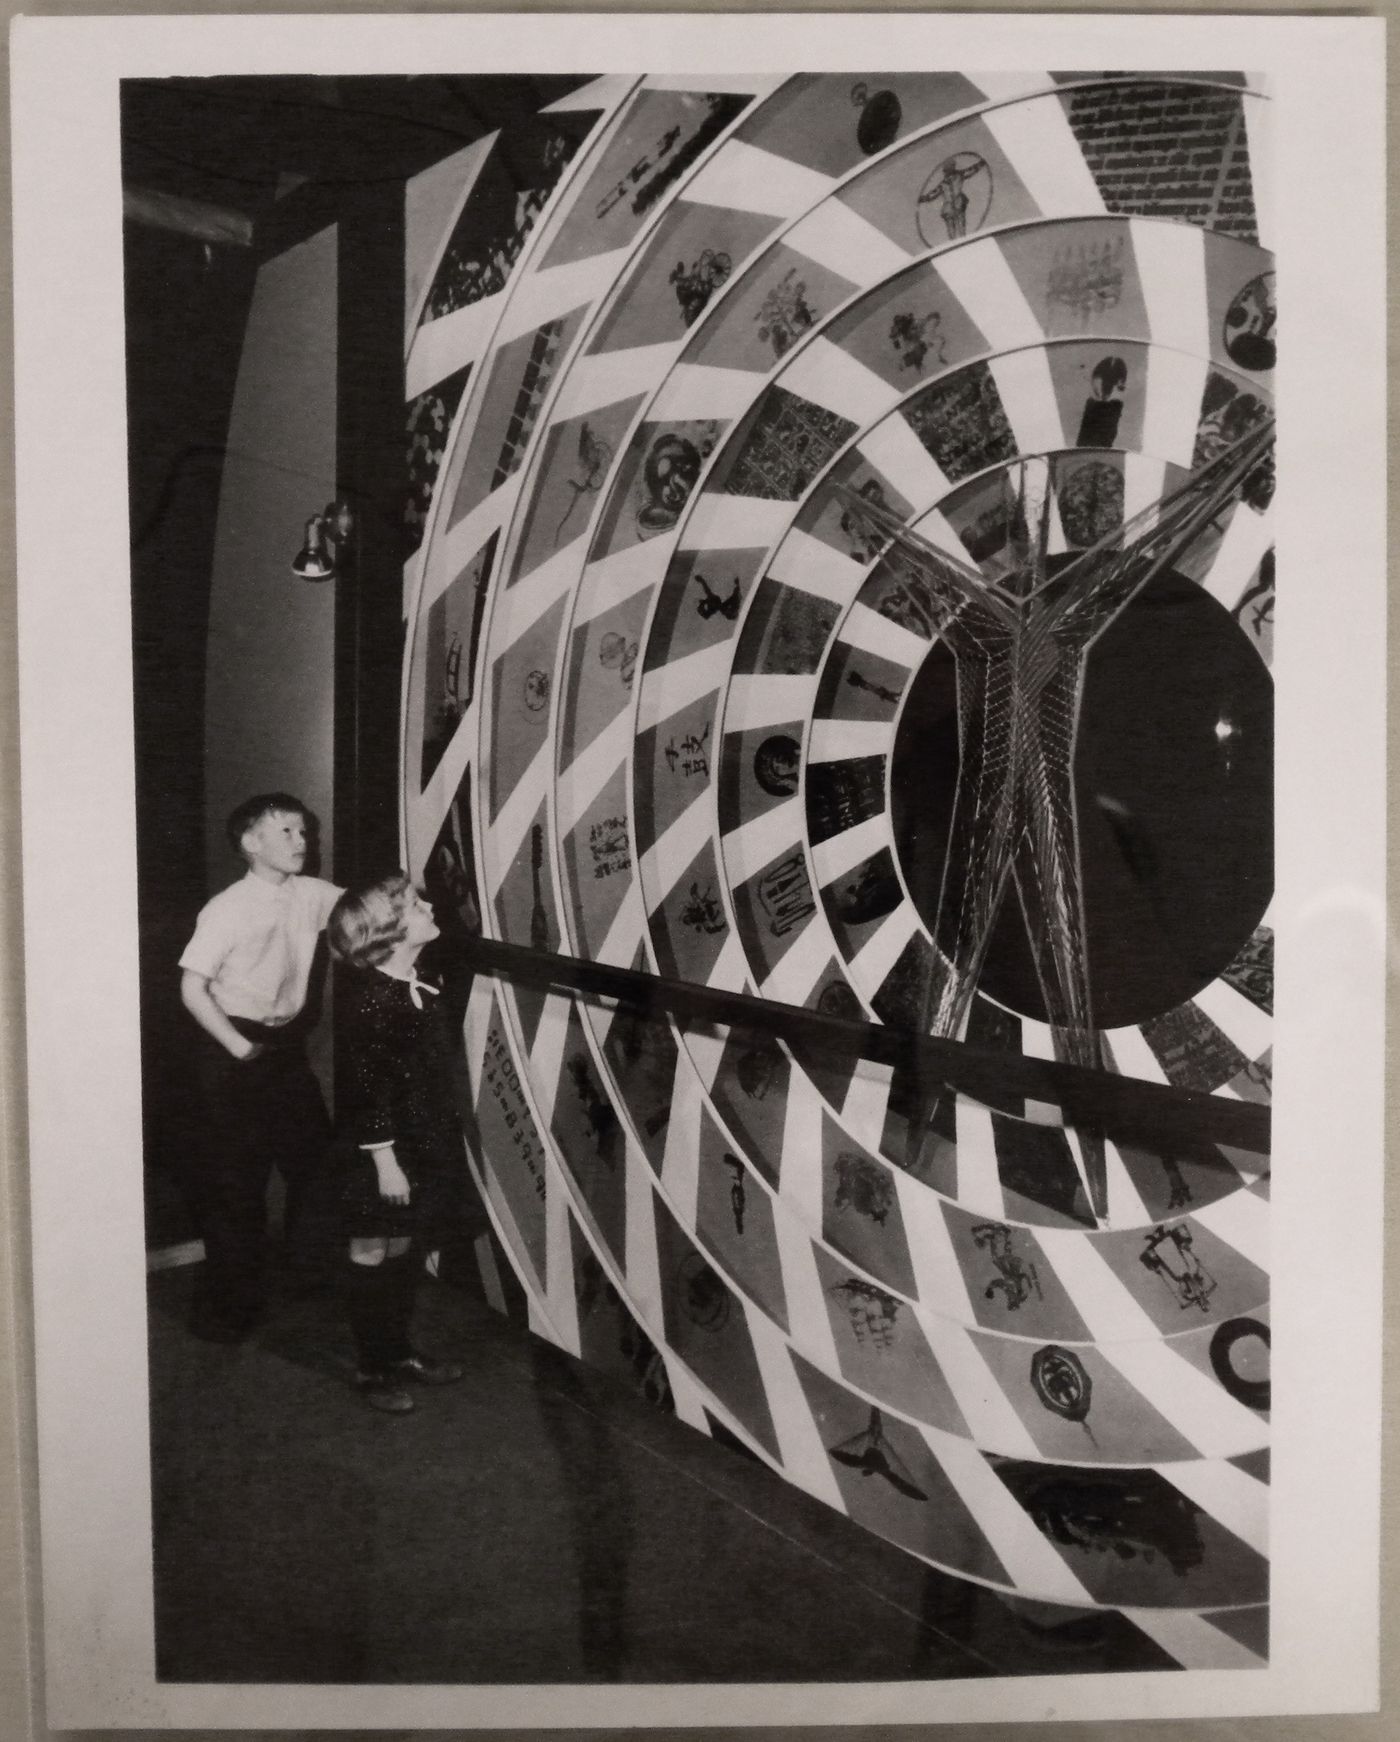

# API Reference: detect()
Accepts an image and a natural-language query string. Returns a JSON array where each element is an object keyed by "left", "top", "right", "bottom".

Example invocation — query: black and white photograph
[{"left": 8, "top": 11, "right": 1387, "bottom": 1731}]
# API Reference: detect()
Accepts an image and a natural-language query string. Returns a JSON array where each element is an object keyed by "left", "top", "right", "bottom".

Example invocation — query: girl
[{"left": 327, "top": 874, "right": 466, "bottom": 1413}]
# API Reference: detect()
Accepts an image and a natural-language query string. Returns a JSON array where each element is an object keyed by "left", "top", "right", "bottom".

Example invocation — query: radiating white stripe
[
  {"left": 1201, "top": 501, "right": 1275, "bottom": 612},
  {"left": 1036, "top": 1226, "right": 1162, "bottom": 1342},
  {"left": 650, "top": 361, "right": 765, "bottom": 425},
  {"left": 777, "top": 1215, "right": 842, "bottom": 1370},
  {"left": 402, "top": 547, "right": 422, "bottom": 621},
  {"left": 989, "top": 347, "right": 1067, "bottom": 454},
  {"left": 498, "top": 247, "right": 633, "bottom": 344},
  {"left": 683, "top": 139, "right": 836, "bottom": 219},
  {"left": 920, "top": 1315, "right": 1042, "bottom": 1460},
  {"left": 860, "top": 414, "right": 952, "bottom": 505},
  {"left": 1193, "top": 1188, "right": 1270, "bottom": 1274},
  {"left": 779, "top": 1070, "right": 828, "bottom": 1222},
  {"left": 840, "top": 599, "right": 928, "bottom": 669},
  {"left": 911, "top": 505, "right": 989, "bottom": 567},
  {"left": 807, "top": 717, "right": 892, "bottom": 763},
  {"left": 624, "top": 1147, "right": 665, "bottom": 1323},
  {"left": 595, "top": 878, "right": 646, "bottom": 968},
  {"left": 527, "top": 993, "right": 573, "bottom": 1122},
  {"left": 1100, "top": 1341, "right": 1269, "bottom": 1461},
  {"left": 551, "top": 340, "right": 681, "bottom": 422},
  {"left": 556, "top": 712, "right": 631, "bottom": 836},
  {"left": 1120, "top": 451, "right": 1168, "bottom": 529},
  {"left": 746, "top": 1307, "right": 849, "bottom": 1508},
  {"left": 1162, "top": 1460, "right": 1269, "bottom": 1557},
  {"left": 406, "top": 289, "right": 504, "bottom": 400},
  {"left": 485, "top": 741, "right": 551, "bottom": 896},
  {"left": 937, "top": 237, "right": 1044, "bottom": 350},
  {"left": 684, "top": 492, "right": 792, "bottom": 553},
  {"left": 839, "top": 1058, "right": 893, "bottom": 1153},
  {"left": 983, "top": 94, "right": 1108, "bottom": 219},
  {"left": 574, "top": 534, "right": 675, "bottom": 627},
  {"left": 660, "top": 1061, "right": 705, "bottom": 1220},
  {"left": 788, "top": 198, "right": 912, "bottom": 287},
  {"left": 644, "top": 72, "right": 783, "bottom": 96},
  {"left": 464, "top": 980, "right": 495, "bottom": 1099},
  {"left": 972, "top": 72, "right": 1053, "bottom": 103},
  {"left": 953, "top": 1099, "right": 1006, "bottom": 1219},
  {"left": 665, "top": 1358, "right": 717, "bottom": 1434},
  {"left": 422, "top": 479, "right": 515, "bottom": 612},
  {"left": 635, "top": 641, "right": 727, "bottom": 735},
  {"left": 901, "top": 1186, "right": 977, "bottom": 1320},
  {"left": 1103, "top": 1022, "right": 1170, "bottom": 1086},
  {"left": 917, "top": 1427, "right": 1096, "bottom": 1603},
  {"left": 725, "top": 673, "right": 817, "bottom": 733},
  {"left": 810, "top": 811, "right": 890, "bottom": 888},
  {"left": 683, "top": 1024, "right": 728, "bottom": 1091},
  {"left": 705, "top": 929, "right": 750, "bottom": 992},
  {"left": 1242, "top": 95, "right": 1275, "bottom": 252},
  {"left": 1192, "top": 976, "right": 1273, "bottom": 1065},
  {"left": 1121, "top": 1607, "right": 1266, "bottom": 1672},
  {"left": 768, "top": 526, "right": 865, "bottom": 607},
  {"left": 1104, "top": 1137, "right": 1154, "bottom": 1229},
  {"left": 412, "top": 698, "right": 477, "bottom": 855},
  {"left": 497, "top": 536, "right": 584, "bottom": 648},
  {"left": 543, "top": 1159, "right": 582, "bottom": 1356},
  {"left": 1011, "top": 1012, "right": 1062, "bottom": 1127},
  {"left": 723, "top": 796, "right": 803, "bottom": 885},
  {"left": 781, "top": 335, "right": 903, "bottom": 427},
  {"left": 639, "top": 791, "right": 712, "bottom": 906},
  {"left": 760, "top": 919, "right": 831, "bottom": 1007},
  {"left": 847, "top": 904, "right": 921, "bottom": 997},
  {"left": 542, "top": 73, "right": 635, "bottom": 113},
  {"left": 1132, "top": 219, "right": 1210, "bottom": 358}
]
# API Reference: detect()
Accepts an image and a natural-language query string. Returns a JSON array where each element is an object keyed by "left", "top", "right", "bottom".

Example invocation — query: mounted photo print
[{"left": 9, "top": 11, "right": 1386, "bottom": 1733}]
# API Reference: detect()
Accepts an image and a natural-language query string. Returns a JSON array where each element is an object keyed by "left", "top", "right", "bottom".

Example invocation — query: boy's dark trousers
[{"left": 190, "top": 1017, "right": 330, "bottom": 1338}]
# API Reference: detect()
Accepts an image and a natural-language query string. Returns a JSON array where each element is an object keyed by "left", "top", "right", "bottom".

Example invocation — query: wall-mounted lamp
[{"left": 291, "top": 498, "right": 354, "bottom": 581}]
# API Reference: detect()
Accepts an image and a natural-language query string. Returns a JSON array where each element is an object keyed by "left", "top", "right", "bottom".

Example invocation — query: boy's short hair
[
  {"left": 226, "top": 792, "right": 309, "bottom": 857},
  {"left": 327, "top": 874, "right": 414, "bottom": 970}
]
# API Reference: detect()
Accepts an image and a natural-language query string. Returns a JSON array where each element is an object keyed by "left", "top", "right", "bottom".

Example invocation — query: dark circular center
[{"left": 891, "top": 565, "right": 1273, "bottom": 1029}]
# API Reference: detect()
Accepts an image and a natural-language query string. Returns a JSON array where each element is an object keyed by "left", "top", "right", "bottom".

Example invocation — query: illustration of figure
[
  {"left": 972, "top": 1222, "right": 1043, "bottom": 1311},
  {"left": 828, "top": 1409, "right": 928, "bottom": 1500},
  {"left": 692, "top": 571, "right": 741, "bottom": 620},
  {"left": 722, "top": 1153, "right": 747, "bottom": 1235},
  {"left": 1139, "top": 1223, "right": 1217, "bottom": 1313},
  {"left": 669, "top": 247, "right": 732, "bottom": 326},
  {"left": 1076, "top": 356, "right": 1129, "bottom": 449},
  {"left": 851, "top": 82, "right": 902, "bottom": 156},
  {"left": 638, "top": 431, "right": 705, "bottom": 532},
  {"left": 755, "top": 266, "right": 817, "bottom": 359},
  {"left": 680, "top": 881, "right": 727, "bottom": 935},
  {"left": 753, "top": 734, "right": 800, "bottom": 798},
  {"left": 916, "top": 151, "right": 990, "bottom": 243},
  {"left": 1224, "top": 272, "right": 1277, "bottom": 372},
  {"left": 555, "top": 421, "right": 613, "bottom": 544},
  {"left": 889, "top": 308, "right": 947, "bottom": 374}
]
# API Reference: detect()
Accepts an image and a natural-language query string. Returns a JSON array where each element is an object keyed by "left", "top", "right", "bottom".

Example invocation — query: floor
[{"left": 147, "top": 1262, "right": 1176, "bottom": 1686}]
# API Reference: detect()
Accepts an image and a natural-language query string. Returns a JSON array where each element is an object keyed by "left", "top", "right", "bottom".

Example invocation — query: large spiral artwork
[{"left": 401, "top": 71, "right": 1275, "bottom": 1673}]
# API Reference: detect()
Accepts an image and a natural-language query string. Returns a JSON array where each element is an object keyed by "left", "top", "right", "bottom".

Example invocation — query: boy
[{"left": 179, "top": 793, "right": 342, "bottom": 1341}]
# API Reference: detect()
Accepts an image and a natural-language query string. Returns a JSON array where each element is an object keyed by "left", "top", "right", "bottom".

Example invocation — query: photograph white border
[{"left": 11, "top": 11, "right": 1387, "bottom": 1728}]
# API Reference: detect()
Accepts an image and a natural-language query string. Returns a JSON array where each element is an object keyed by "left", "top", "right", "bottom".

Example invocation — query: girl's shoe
[
  {"left": 392, "top": 1352, "right": 463, "bottom": 1386},
  {"left": 354, "top": 1370, "right": 416, "bottom": 1413}
]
